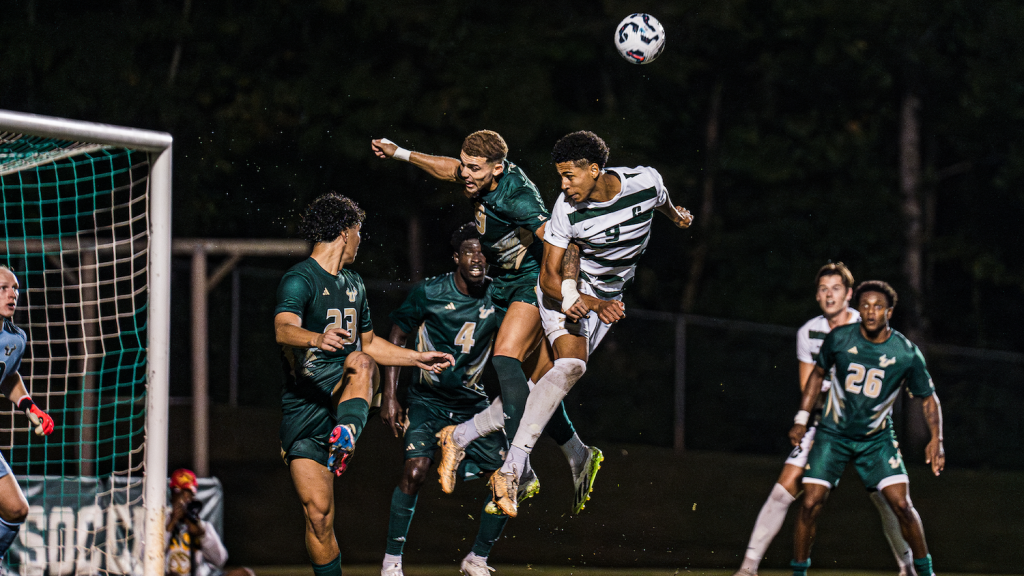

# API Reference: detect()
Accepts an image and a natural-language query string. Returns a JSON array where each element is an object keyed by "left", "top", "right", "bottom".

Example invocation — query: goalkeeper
[{"left": 0, "top": 265, "right": 55, "bottom": 560}]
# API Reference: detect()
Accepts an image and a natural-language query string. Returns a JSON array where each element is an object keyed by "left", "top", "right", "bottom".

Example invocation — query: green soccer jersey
[
  {"left": 389, "top": 272, "right": 499, "bottom": 408},
  {"left": 470, "top": 160, "right": 549, "bottom": 281},
  {"left": 275, "top": 258, "right": 373, "bottom": 399},
  {"left": 817, "top": 323, "right": 935, "bottom": 440}
]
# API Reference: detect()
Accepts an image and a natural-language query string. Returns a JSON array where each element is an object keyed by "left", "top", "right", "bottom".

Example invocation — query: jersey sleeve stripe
[{"left": 567, "top": 187, "right": 658, "bottom": 224}]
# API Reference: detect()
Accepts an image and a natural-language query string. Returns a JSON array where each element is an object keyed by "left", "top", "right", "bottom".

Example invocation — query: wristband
[
  {"left": 16, "top": 396, "right": 35, "bottom": 412},
  {"left": 793, "top": 410, "right": 810, "bottom": 426},
  {"left": 560, "top": 279, "right": 581, "bottom": 312},
  {"left": 380, "top": 138, "right": 411, "bottom": 162}
]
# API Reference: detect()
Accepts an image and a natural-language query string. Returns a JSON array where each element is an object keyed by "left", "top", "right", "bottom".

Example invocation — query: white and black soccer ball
[{"left": 614, "top": 13, "right": 666, "bottom": 65}]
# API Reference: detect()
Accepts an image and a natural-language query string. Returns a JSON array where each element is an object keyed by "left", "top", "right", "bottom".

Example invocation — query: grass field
[{"left": 251, "top": 566, "right": 1017, "bottom": 576}]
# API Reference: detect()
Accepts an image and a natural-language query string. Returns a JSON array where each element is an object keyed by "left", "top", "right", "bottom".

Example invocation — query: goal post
[{"left": 0, "top": 109, "right": 171, "bottom": 576}]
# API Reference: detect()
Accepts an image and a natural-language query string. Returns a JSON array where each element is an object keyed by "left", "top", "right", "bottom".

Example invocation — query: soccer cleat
[
  {"left": 435, "top": 425, "right": 466, "bottom": 493},
  {"left": 731, "top": 569, "right": 758, "bottom": 576},
  {"left": 460, "top": 552, "right": 495, "bottom": 576},
  {"left": 381, "top": 561, "right": 404, "bottom": 576},
  {"left": 571, "top": 446, "right": 604, "bottom": 514},
  {"left": 488, "top": 468, "right": 519, "bottom": 518},
  {"left": 485, "top": 466, "right": 540, "bottom": 515},
  {"left": 327, "top": 423, "right": 357, "bottom": 477}
]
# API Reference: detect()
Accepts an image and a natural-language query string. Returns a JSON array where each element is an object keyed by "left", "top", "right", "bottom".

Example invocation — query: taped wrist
[{"left": 560, "top": 279, "right": 580, "bottom": 312}]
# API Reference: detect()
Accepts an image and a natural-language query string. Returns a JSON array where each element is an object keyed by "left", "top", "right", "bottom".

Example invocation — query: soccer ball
[{"left": 614, "top": 13, "right": 666, "bottom": 65}]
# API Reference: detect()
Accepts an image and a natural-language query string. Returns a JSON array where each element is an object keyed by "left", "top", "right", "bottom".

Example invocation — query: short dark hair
[
  {"left": 853, "top": 280, "right": 898, "bottom": 308},
  {"left": 462, "top": 130, "right": 508, "bottom": 163},
  {"left": 450, "top": 222, "right": 481, "bottom": 253},
  {"left": 815, "top": 262, "right": 854, "bottom": 289},
  {"left": 551, "top": 131, "right": 610, "bottom": 169},
  {"left": 298, "top": 192, "right": 365, "bottom": 244}
]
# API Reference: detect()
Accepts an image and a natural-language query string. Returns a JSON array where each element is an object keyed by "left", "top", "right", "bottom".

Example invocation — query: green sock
[
  {"left": 913, "top": 554, "right": 934, "bottom": 576},
  {"left": 312, "top": 555, "right": 341, "bottom": 576},
  {"left": 385, "top": 487, "right": 418, "bottom": 556},
  {"left": 471, "top": 500, "right": 509, "bottom": 557},
  {"left": 492, "top": 356, "right": 529, "bottom": 439},
  {"left": 544, "top": 401, "right": 576, "bottom": 445},
  {"left": 335, "top": 398, "right": 369, "bottom": 439},
  {"left": 791, "top": 558, "right": 811, "bottom": 576}
]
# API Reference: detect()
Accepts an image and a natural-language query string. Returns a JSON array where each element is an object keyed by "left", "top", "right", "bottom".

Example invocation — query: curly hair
[
  {"left": 853, "top": 280, "right": 898, "bottom": 308},
  {"left": 450, "top": 222, "right": 481, "bottom": 253},
  {"left": 551, "top": 131, "right": 610, "bottom": 169},
  {"left": 462, "top": 130, "right": 508, "bottom": 163},
  {"left": 298, "top": 192, "right": 366, "bottom": 244},
  {"left": 815, "top": 262, "right": 854, "bottom": 289}
]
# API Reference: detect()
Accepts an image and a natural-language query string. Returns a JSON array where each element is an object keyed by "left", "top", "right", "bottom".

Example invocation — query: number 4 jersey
[
  {"left": 817, "top": 323, "right": 935, "bottom": 440},
  {"left": 389, "top": 272, "right": 500, "bottom": 409},
  {"left": 275, "top": 258, "right": 373, "bottom": 400}
]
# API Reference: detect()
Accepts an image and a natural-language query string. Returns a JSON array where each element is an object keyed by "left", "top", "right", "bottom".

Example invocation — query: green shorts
[
  {"left": 490, "top": 271, "right": 539, "bottom": 313},
  {"left": 404, "top": 400, "right": 507, "bottom": 481},
  {"left": 280, "top": 392, "right": 335, "bottom": 467},
  {"left": 804, "top": 427, "right": 908, "bottom": 490}
]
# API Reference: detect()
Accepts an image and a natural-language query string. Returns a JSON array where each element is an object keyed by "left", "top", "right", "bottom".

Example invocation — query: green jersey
[
  {"left": 389, "top": 272, "right": 499, "bottom": 408},
  {"left": 817, "top": 324, "right": 935, "bottom": 440},
  {"left": 275, "top": 258, "right": 373, "bottom": 400},
  {"left": 471, "top": 161, "right": 549, "bottom": 282}
]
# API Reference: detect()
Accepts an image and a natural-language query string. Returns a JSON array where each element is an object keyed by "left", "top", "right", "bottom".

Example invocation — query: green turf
[{"left": 252, "top": 566, "right": 1014, "bottom": 576}]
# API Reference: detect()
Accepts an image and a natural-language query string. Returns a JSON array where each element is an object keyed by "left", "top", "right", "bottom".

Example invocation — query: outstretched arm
[
  {"left": 656, "top": 191, "right": 694, "bottom": 228},
  {"left": 371, "top": 138, "right": 461, "bottom": 183},
  {"left": 788, "top": 364, "right": 826, "bottom": 446},
  {"left": 922, "top": 394, "right": 945, "bottom": 476},
  {"left": 361, "top": 330, "right": 454, "bottom": 372},
  {"left": 380, "top": 324, "right": 410, "bottom": 437}
]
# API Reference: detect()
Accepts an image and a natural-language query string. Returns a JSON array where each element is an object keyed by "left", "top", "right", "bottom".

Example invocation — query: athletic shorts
[
  {"left": 536, "top": 284, "right": 612, "bottom": 355},
  {"left": 490, "top": 271, "right": 540, "bottom": 313},
  {"left": 0, "top": 452, "right": 10, "bottom": 479},
  {"left": 404, "top": 401, "right": 507, "bottom": 481},
  {"left": 785, "top": 425, "right": 817, "bottom": 469},
  {"left": 279, "top": 371, "right": 382, "bottom": 467},
  {"left": 803, "top": 427, "right": 908, "bottom": 491}
]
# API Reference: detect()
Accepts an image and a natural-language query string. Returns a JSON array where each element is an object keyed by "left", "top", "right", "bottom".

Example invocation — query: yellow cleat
[
  {"left": 487, "top": 468, "right": 519, "bottom": 518},
  {"left": 485, "top": 467, "right": 539, "bottom": 515},
  {"left": 435, "top": 425, "right": 466, "bottom": 494},
  {"left": 572, "top": 446, "right": 604, "bottom": 514}
]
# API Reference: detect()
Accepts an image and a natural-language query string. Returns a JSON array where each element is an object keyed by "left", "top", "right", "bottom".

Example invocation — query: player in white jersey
[
  {"left": 489, "top": 131, "right": 693, "bottom": 517},
  {"left": 732, "top": 263, "right": 913, "bottom": 576}
]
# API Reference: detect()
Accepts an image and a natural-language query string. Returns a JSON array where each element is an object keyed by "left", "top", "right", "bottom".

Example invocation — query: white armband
[
  {"left": 794, "top": 410, "right": 810, "bottom": 426},
  {"left": 380, "top": 138, "right": 411, "bottom": 162},
  {"left": 560, "top": 279, "right": 580, "bottom": 312}
]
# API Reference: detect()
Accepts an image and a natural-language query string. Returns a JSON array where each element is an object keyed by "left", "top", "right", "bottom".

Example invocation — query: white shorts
[
  {"left": 785, "top": 425, "right": 817, "bottom": 469},
  {"left": 536, "top": 284, "right": 613, "bottom": 356}
]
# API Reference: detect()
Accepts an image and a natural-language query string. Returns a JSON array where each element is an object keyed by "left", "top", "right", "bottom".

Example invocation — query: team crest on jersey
[
  {"left": 848, "top": 346, "right": 859, "bottom": 354},
  {"left": 478, "top": 305, "right": 495, "bottom": 319},
  {"left": 346, "top": 287, "right": 358, "bottom": 302},
  {"left": 3, "top": 345, "right": 13, "bottom": 356},
  {"left": 322, "top": 288, "right": 330, "bottom": 296},
  {"left": 879, "top": 354, "right": 897, "bottom": 367},
  {"left": 445, "top": 302, "right": 456, "bottom": 311}
]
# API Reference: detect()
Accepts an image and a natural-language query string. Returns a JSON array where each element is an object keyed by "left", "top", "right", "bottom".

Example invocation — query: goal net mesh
[{"left": 1, "top": 132, "right": 150, "bottom": 576}]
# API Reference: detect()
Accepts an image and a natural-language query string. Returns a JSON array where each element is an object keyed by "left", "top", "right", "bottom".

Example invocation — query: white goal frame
[{"left": 0, "top": 109, "right": 172, "bottom": 576}]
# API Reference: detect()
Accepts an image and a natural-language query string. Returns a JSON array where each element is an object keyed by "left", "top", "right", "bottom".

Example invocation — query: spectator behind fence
[{"left": 166, "top": 469, "right": 254, "bottom": 576}]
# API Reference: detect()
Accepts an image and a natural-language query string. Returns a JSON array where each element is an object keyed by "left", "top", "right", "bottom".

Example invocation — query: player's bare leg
[
  {"left": 881, "top": 482, "right": 935, "bottom": 575},
  {"left": 792, "top": 482, "right": 830, "bottom": 574},
  {"left": 0, "top": 473, "right": 28, "bottom": 559},
  {"left": 289, "top": 459, "right": 339, "bottom": 565},
  {"left": 328, "top": 351, "right": 380, "bottom": 476}
]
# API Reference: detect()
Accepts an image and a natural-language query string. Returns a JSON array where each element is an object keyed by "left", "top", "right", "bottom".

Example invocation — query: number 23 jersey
[
  {"left": 275, "top": 258, "right": 373, "bottom": 399},
  {"left": 817, "top": 323, "right": 935, "bottom": 440}
]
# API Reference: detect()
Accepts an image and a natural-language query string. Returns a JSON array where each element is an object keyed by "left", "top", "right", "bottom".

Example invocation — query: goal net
[{"left": 0, "top": 111, "right": 171, "bottom": 576}]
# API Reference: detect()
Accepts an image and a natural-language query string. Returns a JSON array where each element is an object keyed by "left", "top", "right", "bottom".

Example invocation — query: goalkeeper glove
[{"left": 17, "top": 396, "right": 54, "bottom": 436}]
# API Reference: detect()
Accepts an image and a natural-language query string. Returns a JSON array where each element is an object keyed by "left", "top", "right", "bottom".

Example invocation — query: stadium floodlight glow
[{"left": 0, "top": 109, "right": 171, "bottom": 576}]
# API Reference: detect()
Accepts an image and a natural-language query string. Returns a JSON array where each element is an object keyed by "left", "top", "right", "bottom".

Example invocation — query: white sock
[
  {"left": 560, "top": 432, "right": 589, "bottom": 478},
  {"left": 500, "top": 358, "right": 586, "bottom": 475},
  {"left": 453, "top": 397, "right": 504, "bottom": 448},
  {"left": 465, "top": 551, "right": 487, "bottom": 563},
  {"left": 743, "top": 483, "right": 796, "bottom": 568},
  {"left": 870, "top": 490, "right": 915, "bottom": 575},
  {"left": 502, "top": 445, "right": 529, "bottom": 478},
  {"left": 383, "top": 553, "right": 402, "bottom": 567}
]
